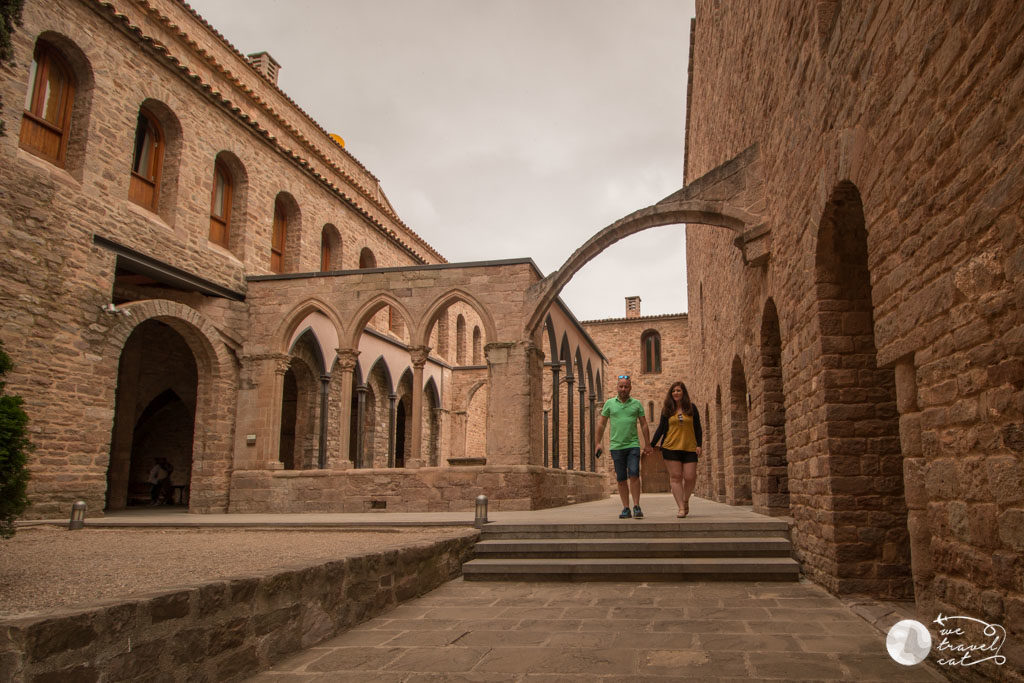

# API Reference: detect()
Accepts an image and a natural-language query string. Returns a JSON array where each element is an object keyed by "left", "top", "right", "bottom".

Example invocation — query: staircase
[{"left": 462, "top": 517, "right": 800, "bottom": 582}]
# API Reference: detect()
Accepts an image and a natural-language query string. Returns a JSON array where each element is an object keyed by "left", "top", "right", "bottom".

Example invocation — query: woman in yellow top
[{"left": 650, "top": 381, "right": 703, "bottom": 518}]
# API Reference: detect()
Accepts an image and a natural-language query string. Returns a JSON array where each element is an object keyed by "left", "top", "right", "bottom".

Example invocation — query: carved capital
[
  {"left": 335, "top": 347, "right": 360, "bottom": 373},
  {"left": 409, "top": 345, "right": 431, "bottom": 368}
]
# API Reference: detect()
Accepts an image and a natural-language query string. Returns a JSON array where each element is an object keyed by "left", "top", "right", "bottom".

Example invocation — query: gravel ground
[{"left": 0, "top": 526, "right": 476, "bottom": 617}]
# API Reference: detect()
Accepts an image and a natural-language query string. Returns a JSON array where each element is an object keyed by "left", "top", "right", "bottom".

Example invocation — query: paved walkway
[
  {"left": 247, "top": 579, "right": 946, "bottom": 681},
  {"left": 28, "top": 492, "right": 789, "bottom": 528}
]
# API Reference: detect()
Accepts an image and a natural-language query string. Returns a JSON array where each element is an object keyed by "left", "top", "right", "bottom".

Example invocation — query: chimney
[
  {"left": 625, "top": 296, "right": 641, "bottom": 319},
  {"left": 247, "top": 51, "right": 281, "bottom": 84}
]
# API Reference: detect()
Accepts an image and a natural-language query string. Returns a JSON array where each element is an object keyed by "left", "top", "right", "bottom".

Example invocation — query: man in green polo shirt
[{"left": 594, "top": 375, "right": 652, "bottom": 519}]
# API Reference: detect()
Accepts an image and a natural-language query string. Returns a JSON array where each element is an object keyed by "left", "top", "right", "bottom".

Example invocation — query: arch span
[
  {"left": 524, "top": 146, "right": 764, "bottom": 337},
  {"left": 418, "top": 288, "right": 498, "bottom": 350}
]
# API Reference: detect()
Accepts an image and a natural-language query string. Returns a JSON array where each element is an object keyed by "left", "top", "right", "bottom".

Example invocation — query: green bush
[{"left": 0, "top": 340, "right": 31, "bottom": 538}]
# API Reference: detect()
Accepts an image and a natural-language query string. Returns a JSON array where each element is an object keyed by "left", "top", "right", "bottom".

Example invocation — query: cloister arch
[
  {"left": 347, "top": 294, "right": 415, "bottom": 350},
  {"left": 274, "top": 298, "right": 345, "bottom": 360},
  {"left": 419, "top": 289, "right": 499, "bottom": 350},
  {"left": 729, "top": 355, "right": 752, "bottom": 505},
  {"left": 757, "top": 297, "right": 789, "bottom": 515}
]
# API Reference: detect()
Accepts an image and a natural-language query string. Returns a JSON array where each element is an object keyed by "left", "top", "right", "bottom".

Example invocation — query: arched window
[
  {"left": 208, "top": 160, "right": 232, "bottom": 247},
  {"left": 641, "top": 330, "right": 661, "bottom": 373},
  {"left": 20, "top": 43, "right": 75, "bottom": 166},
  {"left": 359, "top": 247, "right": 376, "bottom": 269},
  {"left": 472, "top": 326, "right": 482, "bottom": 364},
  {"left": 270, "top": 197, "right": 287, "bottom": 273},
  {"left": 128, "top": 108, "right": 164, "bottom": 211},
  {"left": 456, "top": 314, "right": 466, "bottom": 364}
]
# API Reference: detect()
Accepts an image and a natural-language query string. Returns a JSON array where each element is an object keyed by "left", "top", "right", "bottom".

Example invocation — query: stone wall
[
  {"left": 228, "top": 466, "right": 607, "bottom": 513},
  {"left": 0, "top": 532, "right": 478, "bottom": 682},
  {"left": 684, "top": 0, "right": 1024, "bottom": 661},
  {"left": 583, "top": 312, "right": 690, "bottom": 493}
]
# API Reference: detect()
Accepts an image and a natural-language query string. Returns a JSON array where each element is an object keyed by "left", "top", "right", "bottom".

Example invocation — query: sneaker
[
  {"left": 619, "top": 507, "right": 632, "bottom": 519},
  {"left": 633, "top": 505, "right": 644, "bottom": 519}
]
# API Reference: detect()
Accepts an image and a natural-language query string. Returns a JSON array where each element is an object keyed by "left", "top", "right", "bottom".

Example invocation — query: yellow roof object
[{"left": 329, "top": 133, "right": 345, "bottom": 148}]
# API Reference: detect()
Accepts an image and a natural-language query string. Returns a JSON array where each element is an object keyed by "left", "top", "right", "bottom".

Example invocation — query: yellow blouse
[{"left": 662, "top": 412, "right": 698, "bottom": 451}]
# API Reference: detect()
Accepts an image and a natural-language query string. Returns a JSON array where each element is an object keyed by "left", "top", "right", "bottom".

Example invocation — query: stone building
[
  {"left": 582, "top": 297, "right": 690, "bottom": 493},
  {"left": 679, "top": 0, "right": 1024, "bottom": 665},
  {"left": 0, "top": 0, "right": 607, "bottom": 518}
]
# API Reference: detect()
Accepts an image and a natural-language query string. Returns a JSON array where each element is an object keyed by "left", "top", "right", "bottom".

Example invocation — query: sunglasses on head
[{"left": 617, "top": 375, "right": 630, "bottom": 379}]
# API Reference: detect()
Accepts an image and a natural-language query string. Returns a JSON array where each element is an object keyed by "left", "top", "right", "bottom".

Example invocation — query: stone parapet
[
  {"left": 227, "top": 466, "right": 607, "bottom": 513},
  {"left": 0, "top": 533, "right": 477, "bottom": 682}
]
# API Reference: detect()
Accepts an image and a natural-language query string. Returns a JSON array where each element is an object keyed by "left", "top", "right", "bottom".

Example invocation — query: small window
[
  {"left": 472, "top": 326, "right": 482, "bottom": 364},
  {"left": 456, "top": 314, "right": 466, "bottom": 364},
  {"left": 359, "top": 247, "right": 376, "bottom": 269},
  {"left": 209, "top": 160, "right": 232, "bottom": 247},
  {"left": 648, "top": 401, "right": 654, "bottom": 421},
  {"left": 271, "top": 198, "right": 287, "bottom": 273},
  {"left": 641, "top": 330, "right": 661, "bottom": 373},
  {"left": 128, "top": 109, "right": 164, "bottom": 211},
  {"left": 321, "top": 232, "right": 332, "bottom": 271},
  {"left": 20, "top": 44, "right": 75, "bottom": 166}
]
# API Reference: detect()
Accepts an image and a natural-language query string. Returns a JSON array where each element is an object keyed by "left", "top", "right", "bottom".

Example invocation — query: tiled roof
[
  {"left": 92, "top": 0, "right": 446, "bottom": 264},
  {"left": 580, "top": 312, "right": 688, "bottom": 324}
]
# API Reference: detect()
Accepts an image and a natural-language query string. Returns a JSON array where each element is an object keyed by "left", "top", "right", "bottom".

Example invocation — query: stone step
[
  {"left": 462, "top": 556, "right": 801, "bottom": 582},
  {"left": 479, "top": 520, "right": 791, "bottom": 540},
  {"left": 474, "top": 536, "right": 793, "bottom": 558}
]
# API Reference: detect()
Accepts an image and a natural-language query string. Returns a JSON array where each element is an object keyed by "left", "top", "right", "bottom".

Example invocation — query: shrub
[{"left": 0, "top": 340, "right": 31, "bottom": 538}]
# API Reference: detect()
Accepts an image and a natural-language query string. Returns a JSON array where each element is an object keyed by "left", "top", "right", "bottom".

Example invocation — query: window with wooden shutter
[
  {"left": 20, "top": 44, "right": 75, "bottom": 166},
  {"left": 271, "top": 198, "right": 287, "bottom": 273},
  {"left": 128, "top": 109, "right": 163, "bottom": 211},
  {"left": 209, "top": 160, "right": 232, "bottom": 247}
]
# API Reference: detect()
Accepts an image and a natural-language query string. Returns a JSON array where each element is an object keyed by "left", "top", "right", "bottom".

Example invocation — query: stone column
[
  {"left": 355, "top": 382, "right": 369, "bottom": 468},
  {"left": 550, "top": 363, "right": 560, "bottom": 468},
  {"left": 566, "top": 373, "right": 575, "bottom": 470},
  {"left": 318, "top": 374, "right": 330, "bottom": 469},
  {"left": 543, "top": 409, "right": 549, "bottom": 467},
  {"left": 485, "top": 341, "right": 544, "bottom": 466},
  {"left": 408, "top": 345, "right": 431, "bottom": 468},
  {"left": 333, "top": 348, "right": 359, "bottom": 469},
  {"left": 589, "top": 392, "right": 597, "bottom": 472},
  {"left": 238, "top": 353, "right": 290, "bottom": 470},
  {"left": 578, "top": 380, "right": 586, "bottom": 471},
  {"left": 895, "top": 357, "right": 932, "bottom": 604},
  {"left": 388, "top": 393, "right": 397, "bottom": 468}
]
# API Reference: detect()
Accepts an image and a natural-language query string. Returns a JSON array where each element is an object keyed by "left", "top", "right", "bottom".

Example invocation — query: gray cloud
[{"left": 186, "top": 0, "right": 696, "bottom": 320}]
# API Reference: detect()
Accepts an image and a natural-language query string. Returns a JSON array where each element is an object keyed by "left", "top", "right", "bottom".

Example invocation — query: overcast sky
[{"left": 186, "top": 0, "right": 696, "bottom": 321}]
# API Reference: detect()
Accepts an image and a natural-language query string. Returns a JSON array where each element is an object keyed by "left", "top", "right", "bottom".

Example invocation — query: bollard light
[
  {"left": 68, "top": 500, "right": 86, "bottom": 530},
  {"left": 474, "top": 494, "right": 489, "bottom": 528}
]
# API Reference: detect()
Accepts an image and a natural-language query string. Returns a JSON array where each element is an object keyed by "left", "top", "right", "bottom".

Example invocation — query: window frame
[
  {"left": 641, "top": 330, "right": 662, "bottom": 374},
  {"left": 270, "top": 198, "right": 287, "bottom": 273},
  {"left": 208, "top": 159, "right": 233, "bottom": 248},
  {"left": 128, "top": 108, "right": 164, "bottom": 212},
  {"left": 20, "top": 43, "right": 75, "bottom": 167}
]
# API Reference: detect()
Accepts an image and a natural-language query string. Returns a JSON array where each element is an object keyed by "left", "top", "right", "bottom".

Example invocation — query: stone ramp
[{"left": 464, "top": 497, "right": 800, "bottom": 581}]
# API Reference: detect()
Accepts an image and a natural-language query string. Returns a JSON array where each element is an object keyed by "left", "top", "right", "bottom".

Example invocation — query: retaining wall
[{"left": 0, "top": 532, "right": 478, "bottom": 682}]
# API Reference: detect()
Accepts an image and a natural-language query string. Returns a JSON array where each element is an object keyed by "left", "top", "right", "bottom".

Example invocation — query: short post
[
  {"left": 474, "top": 494, "right": 489, "bottom": 528},
  {"left": 68, "top": 500, "right": 86, "bottom": 530}
]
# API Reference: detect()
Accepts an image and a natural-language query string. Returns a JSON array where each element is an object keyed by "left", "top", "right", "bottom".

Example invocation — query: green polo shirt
[{"left": 601, "top": 396, "right": 645, "bottom": 450}]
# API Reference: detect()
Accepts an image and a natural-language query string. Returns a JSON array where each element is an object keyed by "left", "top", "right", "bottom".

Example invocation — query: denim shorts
[{"left": 610, "top": 447, "right": 641, "bottom": 482}]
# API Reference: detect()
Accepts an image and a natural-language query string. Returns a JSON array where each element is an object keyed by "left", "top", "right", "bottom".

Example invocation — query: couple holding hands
[{"left": 594, "top": 375, "right": 702, "bottom": 520}]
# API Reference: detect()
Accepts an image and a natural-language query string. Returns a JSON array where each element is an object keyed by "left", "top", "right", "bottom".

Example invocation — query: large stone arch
[
  {"left": 103, "top": 299, "right": 234, "bottom": 512},
  {"left": 524, "top": 146, "right": 764, "bottom": 337}
]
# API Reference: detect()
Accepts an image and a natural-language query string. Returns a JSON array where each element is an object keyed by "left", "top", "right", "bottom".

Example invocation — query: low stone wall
[
  {"left": 228, "top": 465, "right": 607, "bottom": 513},
  {"left": 0, "top": 533, "right": 478, "bottom": 682}
]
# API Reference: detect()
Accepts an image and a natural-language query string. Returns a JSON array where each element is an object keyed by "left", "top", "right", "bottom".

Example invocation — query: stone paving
[{"left": 248, "top": 579, "right": 947, "bottom": 681}]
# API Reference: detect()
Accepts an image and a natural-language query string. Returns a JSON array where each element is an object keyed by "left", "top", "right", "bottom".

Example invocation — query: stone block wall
[
  {"left": 683, "top": 0, "right": 1024, "bottom": 661},
  {"left": 0, "top": 532, "right": 477, "bottom": 682},
  {"left": 228, "top": 466, "right": 607, "bottom": 513},
  {"left": 583, "top": 313, "right": 690, "bottom": 493}
]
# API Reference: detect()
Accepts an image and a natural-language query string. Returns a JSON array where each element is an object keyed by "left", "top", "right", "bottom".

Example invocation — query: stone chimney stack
[
  {"left": 247, "top": 51, "right": 281, "bottom": 84},
  {"left": 625, "top": 296, "right": 641, "bottom": 319}
]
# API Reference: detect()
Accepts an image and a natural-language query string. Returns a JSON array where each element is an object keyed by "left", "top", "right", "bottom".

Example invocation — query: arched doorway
[
  {"left": 106, "top": 320, "right": 197, "bottom": 509},
  {"left": 758, "top": 298, "right": 790, "bottom": 515},
  {"left": 729, "top": 356, "right": 752, "bottom": 505},
  {"left": 395, "top": 397, "right": 408, "bottom": 468}
]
